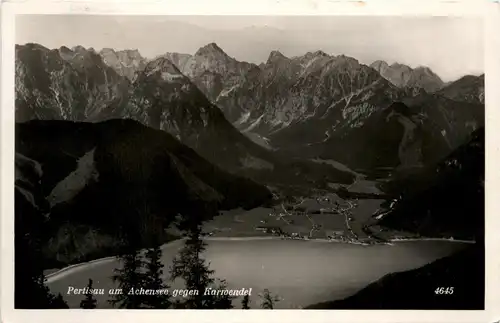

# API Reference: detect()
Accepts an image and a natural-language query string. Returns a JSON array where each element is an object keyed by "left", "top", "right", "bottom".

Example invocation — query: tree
[
  {"left": 142, "top": 244, "right": 171, "bottom": 308},
  {"left": 169, "top": 223, "right": 233, "bottom": 309},
  {"left": 80, "top": 278, "right": 97, "bottom": 309},
  {"left": 51, "top": 293, "right": 69, "bottom": 308},
  {"left": 259, "top": 289, "right": 280, "bottom": 309},
  {"left": 109, "top": 247, "right": 146, "bottom": 308},
  {"left": 241, "top": 295, "right": 250, "bottom": 309},
  {"left": 109, "top": 223, "right": 147, "bottom": 309},
  {"left": 207, "top": 279, "right": 234, "bottom": 309},
  {"left": 109, "top": 193, "right": 156, "bottom": 309}
]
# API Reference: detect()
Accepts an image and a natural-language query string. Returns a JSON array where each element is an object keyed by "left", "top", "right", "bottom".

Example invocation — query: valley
[{"left": 202, "top": 182, "right": 393, "bottom": 244}]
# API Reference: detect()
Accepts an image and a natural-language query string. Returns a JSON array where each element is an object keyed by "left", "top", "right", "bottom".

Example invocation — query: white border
[{"left": 1, "top": 1, "right": 499, "bottom": 323}]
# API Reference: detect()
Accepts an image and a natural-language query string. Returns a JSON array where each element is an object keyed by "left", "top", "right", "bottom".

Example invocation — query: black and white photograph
[{"left": 11, "top": 13, "right": 486, "bottom": 311}]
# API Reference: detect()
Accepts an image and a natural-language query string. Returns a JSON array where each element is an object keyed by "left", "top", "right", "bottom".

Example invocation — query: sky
[{"left": 16, "top": 15, "right": 484, "bottom": 82}]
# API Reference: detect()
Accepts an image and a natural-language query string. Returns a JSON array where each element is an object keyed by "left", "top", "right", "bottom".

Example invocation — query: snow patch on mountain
[
  {"left": 242, "top": 114, "right": 265, "bottom": 133},
  {"left": 161, "top": 72, "right": 184, "bottom": 82},
  {"left": 342, "top": 102, "right": 377, "bottom": 128},
  {"left": 217, "top": 84, "right": 239, "bottom": 99},
  {"left": 244, "top": 132, "right": 273, "bottom": 150},
  {"left": 235, "top": 111, "right": 252, "bottom": 125}
]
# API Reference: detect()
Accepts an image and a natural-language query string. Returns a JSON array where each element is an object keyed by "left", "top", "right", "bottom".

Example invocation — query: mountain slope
[
  {"left": 16, "top": 119, "right": 273, "bottom": 266},
  {"left": 99, "top": 48, "right": 147, "bottom": 81},
  {"left": 163, "top": 43, "right": 260, "bottom": 110},
  {"left": 438, "top": 74, "right": 485, "bottom": 104},
  {"left": 370, "top": 60, "right": 444, "bottom": 92},
  {"left": 376, "top": 127, "right": 484, "bottom": 240},
  {"left": 306, "top": 246, "right": 483, "bottom": 309},
  {"left": 124, "top": 56, "right": 272, "bottom": 173},
  {"left": 15, "top": 153, "right": 70, "bottom": 308}
]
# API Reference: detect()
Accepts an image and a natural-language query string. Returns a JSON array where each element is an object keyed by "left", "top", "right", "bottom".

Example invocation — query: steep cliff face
[
  {"left": 261, "top": 55, "right": 401, "bottom": 137},
  {"left": 99, "top": 48, "right": 147, "bottom": 82},
  {"left": 16, "top": 43, "right": 130, "bottom": 122},
  {"left": 164, "top": 43, "right": 260, "bottom": 107},
  {"left": 370, "top": 60, "right": 413, "bottom": 87},
  {"left": 16, "top": 43, "right": 83, "bottom": 121},
  {"left": 370, "top": 60, "right": 445, "bottom": 92}
]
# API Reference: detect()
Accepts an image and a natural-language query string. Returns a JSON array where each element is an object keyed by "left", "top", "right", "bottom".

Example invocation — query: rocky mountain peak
[
  {"left": 390, "top": 62, "right": 412, "bottom": 71},
  {"left": 164, "top": 52, "right": 192, "bottom": 61},
  {"left": 71, "top": 45, "right": 87, "bottom": 53},
  {"left": 57, "top": 46, "right": 75, "bottom": 58},
  {"left": 59, "top": 45, "right": 73, "bottom": 53},
  {"left": 195, "top": 42, "right": 228, "bottom": 57},
  {"left": 300, "top": 50, "right": 330, "bottom": 61},
  {"left": 371, "top": 60, "right": 444, "bottom": 92},
  {"left": 331, "top": 54, "right": 360, "bottom": 69},
  {"left": 18, "top": 43, "right": 49, "bottom": 53},
  {"left": 120, "top": 48, "right": 142, "bottom": 58},
  {"left": 313, "top": 50, "right": 329, "bottom": 58},
  {"left": 99, "top": 47, "right": 117, "bottom": 55},
  {"left": 370, "top": 60, "right": 389, "bottom": 68},
  {"left": 266, "top": 50, "right": 288, "bottom": 64},
  {"left": 413, "top": 66, "right": 438, "bottom": 77},
  {"left": 99, "top": 48, "right": 147, "bottom": 81},
  {"left": 115, "top": 49, "right": 145, "bottom": 65},
  {"left": 144, "top": 56, "right": 182, "bottom": 75}
]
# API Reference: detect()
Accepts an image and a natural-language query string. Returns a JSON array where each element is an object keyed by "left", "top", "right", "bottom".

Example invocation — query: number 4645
[{"left": 435, "top": 287, "right": 454, "bottom": 295}]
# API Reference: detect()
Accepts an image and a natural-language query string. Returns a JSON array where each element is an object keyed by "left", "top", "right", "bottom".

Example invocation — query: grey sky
[{"left": 16, "top": 15, "right": 483, "bottom": 82}]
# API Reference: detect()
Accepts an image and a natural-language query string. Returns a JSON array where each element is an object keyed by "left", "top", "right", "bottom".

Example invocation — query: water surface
[{"left": 47, "top": 238, "right": 465, "bottom": 309}]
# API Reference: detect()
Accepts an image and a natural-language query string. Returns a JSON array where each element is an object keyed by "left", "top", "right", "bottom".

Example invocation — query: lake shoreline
[{"left": 45, "top": 235, "right": 474, "bottom": 284}]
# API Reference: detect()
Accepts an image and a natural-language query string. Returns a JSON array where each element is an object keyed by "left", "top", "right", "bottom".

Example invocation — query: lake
[{"left": 47, "top": 238, "right": 466, "bottom": 309}]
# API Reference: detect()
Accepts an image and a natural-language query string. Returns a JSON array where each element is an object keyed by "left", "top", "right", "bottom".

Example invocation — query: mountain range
[
  {"left": 15, "top": 40, "right": 485, "bottom": 310},
  {"left": 15, "top": 43, "right": 355, "bottom": 189},
  {"left": 159, "top": 44, "right": 484, "bottom": 173},
  {"left": 15, "top": 42, "right": 484, "bottom": 177}
]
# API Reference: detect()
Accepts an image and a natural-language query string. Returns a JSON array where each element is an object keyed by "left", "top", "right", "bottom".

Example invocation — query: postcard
[{"left": 1, "top": 0, "right": 499, "bottom": 322}]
